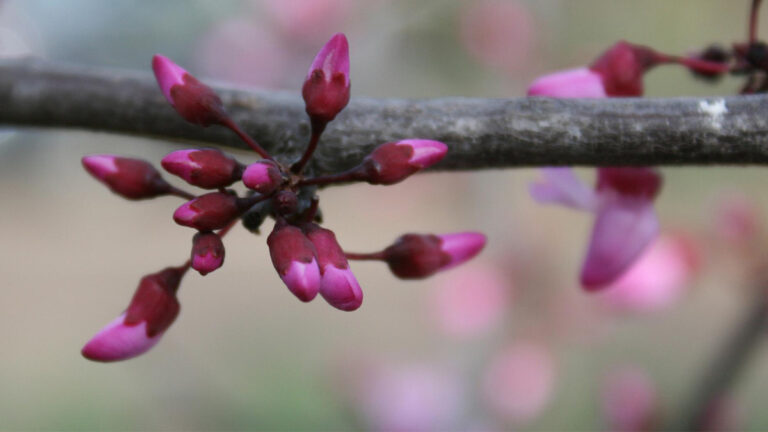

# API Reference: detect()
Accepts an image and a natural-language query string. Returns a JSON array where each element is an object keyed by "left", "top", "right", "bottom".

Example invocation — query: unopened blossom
[
  {"left": 191, "top": 231, "right": 225, "bottom": 276},
  {"left": 152, "top": 55, "right": 226, "bottom": 126},
  {"left": 305, "top": 224, "right": 363, "bottom": 311},
  {"left": 82, "top": 155, "right": 171, "bottom": 200},
  {"left": 173, "top": 192, "right": 242, "bottom": 231},
  {"left": 358, "top": 139, "right": 448, "bottom": 185},
  {"left": 242, "top": 160, "right": 283, "bottom": 194},
  {"left": 382, "top": 232, "right": 487, "bottom": 279},
  {"left": 267, "top": 221, "right": 321, "bottom": 302},
  {"left": 302, "top": 32, "right": 350, "bottom": 126},
  {"left": 81, "top": 266, "right": 186, "bottom": 362},
  {"left": 161, "top": 148, "right": 242, "bottom": 189},
  {"left": 482, "top": 342, "right": 556, "bottom": 425}
]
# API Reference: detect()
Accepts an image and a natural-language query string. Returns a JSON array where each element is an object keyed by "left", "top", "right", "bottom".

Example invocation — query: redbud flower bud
[
  {"left": 173, "top": 192, "right": 241, "bottom": 231},
  {"left": 383, "top": 232, "right": 486, "bottom": 279},
  {"left": 161, "top": 148, "right": 242, "bottom": 189},
  {"left": 82, "top": 154, "right": 171, "bottom": 200},
  {"left": 242, "top": 160, "right": 282, "bottom": 194},
  {"left": 81, "top": 266, "right": 184, "bottom": 362},
  {"left": 152, "top": 54, "right": 226, "bottom": 126},
  {"left": 359, "top": 139, "right": 448, "bottom": 185},
  {"left": 267, "top": 221, "right": 321, "bottom": 302},
  {"left": 302, "top": 33, "right": 350, "bottom": 126},
  {"left": 191, "top": 232, "right": 225, "bottom": 275},
  {"left": 305, "top": 224, "right": 363, "bottom": 311}
]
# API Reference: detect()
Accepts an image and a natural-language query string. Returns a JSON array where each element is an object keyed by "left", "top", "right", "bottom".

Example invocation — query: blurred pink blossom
[
  {"left": 714, "top": 194, "right": 761, "bottom": 247},
  {"left": 260, "top": 0, "right": 354, "bottom": 44},
  {"left": 430, "top": 262, "right": 511, "bottom": 338},
  {"left": 460, "top": 0, "right": 538, "bottom": 74},
  {"left": 356, "top": 363, "right": 463, "bottom": 431},
  {"left": 601, "top": 368, "right": 659, "bottom": 432},
  {"left": 196, "top": 18, "right": 288, "bottom": 88},
  {"left": 596, "top": 235, "right": 697, "bottom": 313},
  {"left": 482, "top": 342, "right": 556, "bottom": 425}
]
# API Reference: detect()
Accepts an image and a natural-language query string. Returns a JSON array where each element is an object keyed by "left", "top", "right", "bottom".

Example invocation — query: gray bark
[{"left": 2, "top": 58, "right": 768, "bottom": 174}]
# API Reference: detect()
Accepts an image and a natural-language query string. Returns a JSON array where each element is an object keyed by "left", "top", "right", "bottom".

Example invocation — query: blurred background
[{"left": 0, "top": 0, "right": 767, "bottom": 430}]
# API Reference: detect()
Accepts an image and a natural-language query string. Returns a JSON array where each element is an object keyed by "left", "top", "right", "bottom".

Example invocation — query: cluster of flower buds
[{"left": 80, "top": 33, "right": 486, "bottom": 362}]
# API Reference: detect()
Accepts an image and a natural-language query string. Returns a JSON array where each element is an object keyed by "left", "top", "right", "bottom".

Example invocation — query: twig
[{"left": 3, "top": 58, "right": 768, "bottom": 174}]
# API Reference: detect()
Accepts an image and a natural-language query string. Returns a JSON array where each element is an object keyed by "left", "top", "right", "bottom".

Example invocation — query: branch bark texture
[{"left": 3, "top": 58, "right": 768, "bottom": 174}]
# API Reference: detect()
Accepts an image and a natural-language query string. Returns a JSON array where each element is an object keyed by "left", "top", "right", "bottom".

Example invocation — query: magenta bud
[
  {"left": 597, "top": 167, "right": 662, "bottom": 200},
  {"left": 152, "top": 54, "right": 226, "bottom": 126},
  {"left": 191, "top": 232, "right": 225, "bottom": 275},
  {"left": 305, "top": 224, "right": 363, "bottom": 311},
  {"left": 302, "top": 33, "right": 351, "bottom": 125},
  {"left": 360, "top": 139, "right": 448, "bottom": 185},
  {"left": 161, "top": 148, "right": 241, "bottom": 189},
  {"left": 383, "top": 232, "right": 486, "bottom": 279},
  {"left": 242, "top": 160, "right": 282, "bottom": 194},
  {"left": 589, "top": 41, "right": 658, "bottom": 97},
  {"left": 82, "top": 154, "right": 171, "bottom": 200},
  {"left": 173, "top": 192, "right": 241, "bottom": 231},
  {"left": 267, "top": 221, "right": 321, "bottom": 302},
  {"left": 81, "top": 266, "right": 184, "bottom": 362}
]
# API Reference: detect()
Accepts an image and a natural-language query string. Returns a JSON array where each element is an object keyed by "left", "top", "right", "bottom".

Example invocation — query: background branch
[{"left": 2, "top": 58, "right": 768, "bottom": 174}]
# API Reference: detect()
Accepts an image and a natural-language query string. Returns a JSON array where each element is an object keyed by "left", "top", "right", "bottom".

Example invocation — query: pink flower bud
[
  {"left": 383, "top": 232, "right": 486, "bottom": 279},
  {"left": 305, "top": 224, "right": 363, "bottom": 311},
  {"left": 81, "top": 266, "right": 184, "bottom": 362},
  {"left": 82, "top": 154, "right": 171, "bottom": 200},
  {"left": 360, "top": 139, "right": 448, "bottom": 185},
  {"left": 152, "top": 54, "right": 226, "bottom": 126},
  {"left": 173, "top": 192, "right": 241, "bottom": 231},
  {"left": 302, "top": 33, "right": 350, "bottom": 125},
  {"left": 267, "top": 221, "right": 321, "bottom": 302},
  {"left": 242, "top": 160, "right": 283, "bottom": 194},
  {"left": 191, "top": 232, "right": 225, "bottom": 275},
  {"left": 161, "top": 148, "right": 242, "bottom": 189}
]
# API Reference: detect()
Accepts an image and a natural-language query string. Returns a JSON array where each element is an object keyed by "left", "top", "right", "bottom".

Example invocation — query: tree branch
[{"left": 2, "top": 58, "right": 768, "bottom": 174}]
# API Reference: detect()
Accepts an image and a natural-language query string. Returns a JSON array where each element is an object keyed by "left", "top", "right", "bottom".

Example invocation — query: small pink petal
[
  {"left": 81, "top": 155, "right": 118, "bottom": 181},
  {"left": 282, "top": 259, "right": 321, "bottom": 302},
  {"left": 81, "top": 313, "right": 162, "bottom": 362},
  {"left": 192, "top": 251, "right": 224, "bottom": 276},
  {"left": 438, "top": 232, "right": 487, "bottom": 270},
  {"left": 581, "top": 197, "right": 659, "bottom": 290},
  {"left": 319, "top": 265, "right": 363, "bottom": 311},
  {"left": 397, "top": 139, "right": 448, "bottom": 168},
  {"left": 483, "top": 343, "right": 556, "bottom": 424},
  {"left": 152, "top": 54, "right": 188, "bottom": 105},
  {"left": 242, "top": 161, "right": 281, "bottom": 193},
  {"left": 527, "top": 67, "right": 607, "bottom": 98},
  {"left": 529, "top": 167, "right": 598, "bottom": 211},
  {"left": 307, "top": 33, "right": 350, "bottom": 84}
]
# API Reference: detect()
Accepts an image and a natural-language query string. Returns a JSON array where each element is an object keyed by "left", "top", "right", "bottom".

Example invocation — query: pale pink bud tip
[
  {"left": 192, "top": 253, "right": 223, "bottom": 275},
  {"left": 396, "top": 139, "right": 448, "bottom": 168},
  {"left": 242, "top": 161, "right": 282, "bottom": 194},
  {"left": 152, "top": 54, "right": 188, "bottom": 105},
  {"left": 173, "top": 202, "right": 198, "bottom": 225},
  {"left": 282, "top": 259, "right": 321, "bottom": 302},
  {"left": 308, "top": 33, "right": 350, "bottom": 84},
  {"left": 81, "top": 314, "right": 162, "bottom": 362},
  {"left": 82, "top": 155, "right": 118, "bottom": 180},
  {"left": 438, "top": 232, "right": 487, "bottom": 270},
  {"left": 527, "top": 67, "right": 607, "bottom": 98},
  {"left": 320, "top": 265, "right": 363, "bottom": 311}
]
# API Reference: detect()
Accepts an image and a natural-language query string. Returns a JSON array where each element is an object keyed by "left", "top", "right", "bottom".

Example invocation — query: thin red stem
[
  {"left": 298, "top": 169, "right": 364, "bottom": 187},
  {"left": 291, "top": 122, "right": 326, "bottom": 174},
  {"left": 168, "top": 186, "right": 196, "bottom": 201},
  {"left": 221, "top": 118, "right": 272, "bottom": 159},
  {"left": 345, "top": 251, "right": 386, "bottom": 261},
  {"left": 751, "top": 0, "right": 763, "bottom": 44}
]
